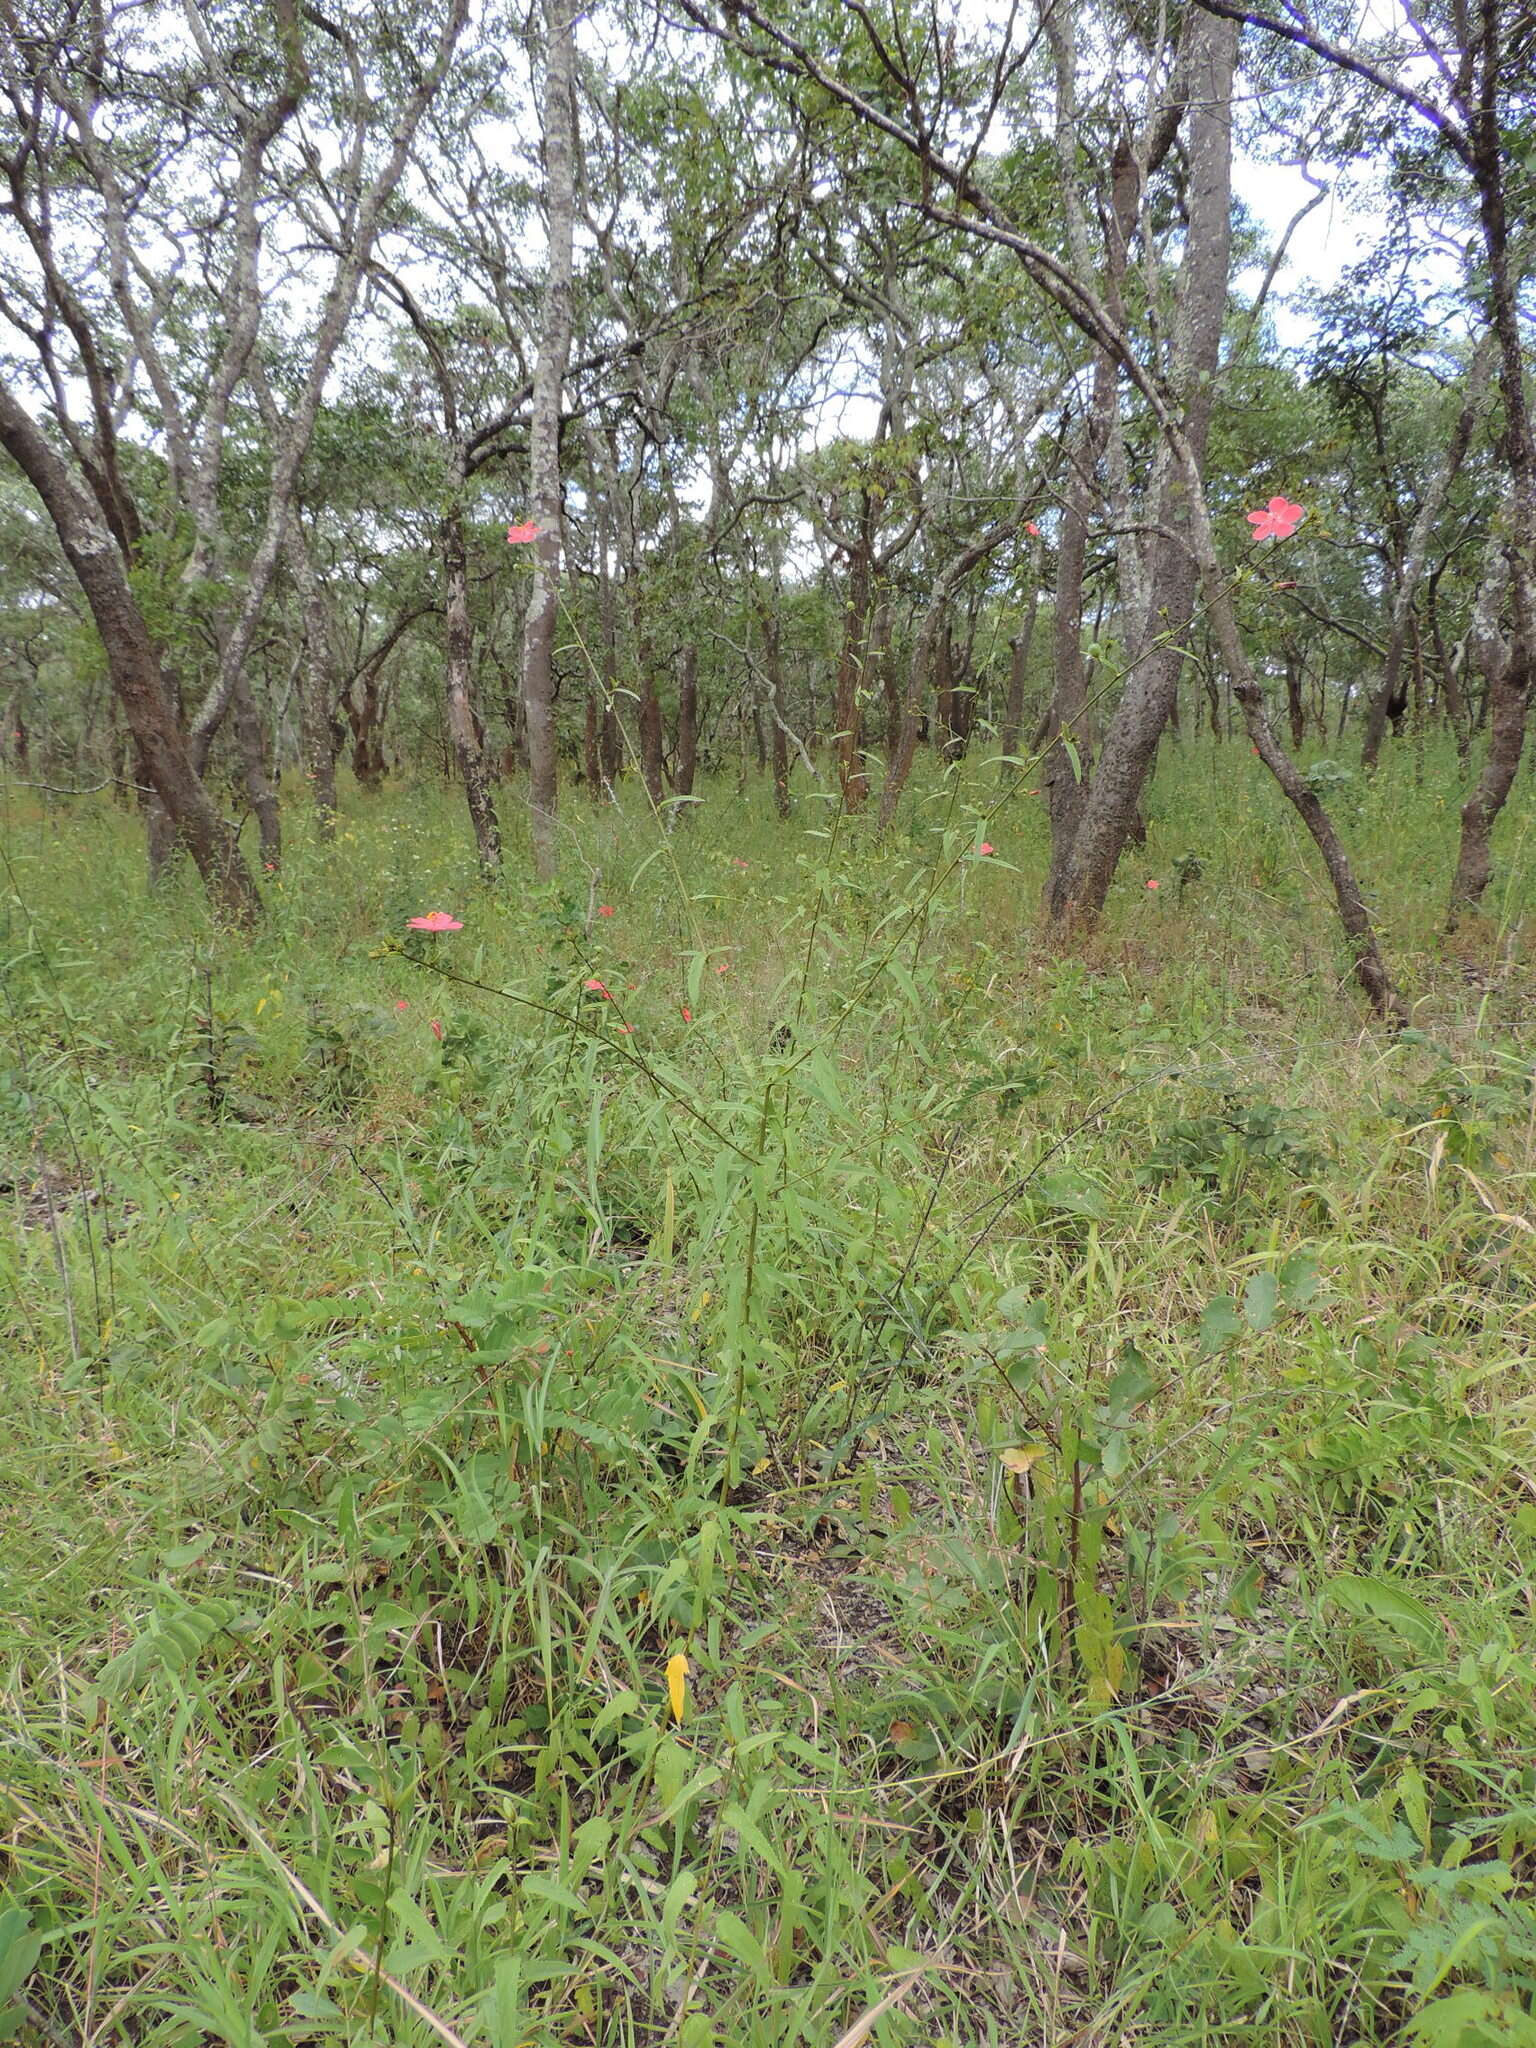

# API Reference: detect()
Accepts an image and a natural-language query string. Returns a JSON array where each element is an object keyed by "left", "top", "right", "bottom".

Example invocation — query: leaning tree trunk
[
  {"left": 0, "top": 377, "right": 261, "bottom": 923},
  {"left": 443, "top": 503, "right": 503, "bottom": 875},
  {"left": 519, "top": 0, "right": 577, "bottom": 880}
]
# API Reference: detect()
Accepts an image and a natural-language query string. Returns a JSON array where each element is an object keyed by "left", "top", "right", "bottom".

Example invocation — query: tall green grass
[{"left": 2, "top": 739, "right": 1534, "bottom": 2046}]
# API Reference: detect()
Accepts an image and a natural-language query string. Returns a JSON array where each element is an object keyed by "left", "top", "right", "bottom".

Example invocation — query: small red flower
[
  {"left": 584, "top": 978, "right": 612, "bottom": 998},
  {"left": 1246, "top": 496, "right": 1304, "bottom": 542},
  {"left": 1026, "top": 520, "right": 1041, "bottom": 537},
  {"left": 430, "top": 1018, "right": 444, "bottom": 1040},
  {"left": 408, "top": 910, "right": 463, "bottom": 932},
  {"left": 680, "top": 1005, "right": 692, "bottom": 1023},
  {"left": 715, "top": 962, "right": 730, "bottom": 975},
  {"left": 978, "top": 842, "right": 994, "bottom": 857},
  {"left": 616, "top": 1022, "right": 635, "bottom": 1034},
  {"left": 395, "top": 1000, "right": 409, "bottom": 1011},
  {"left": 597, "top": 904, "right": 615, "bottom": 917},
  {"left": 1146, "top": 878, "right": 1160, "bottom": 890},
  {"left": 731, "top": 857, "right": 749, "bottom": 869},
  {"left": 506, "top": 521, "right": 541, "bottom": 544}
]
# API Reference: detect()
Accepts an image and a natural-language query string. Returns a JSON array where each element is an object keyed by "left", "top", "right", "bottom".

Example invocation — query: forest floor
[{"left": 3, "top": 742, "right": 1536, "bottom": 2048}]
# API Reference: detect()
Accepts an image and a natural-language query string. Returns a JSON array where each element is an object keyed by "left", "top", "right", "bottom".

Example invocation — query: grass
[{"left": 1, "top": 737, "right": 1535, "bottom": 2047}]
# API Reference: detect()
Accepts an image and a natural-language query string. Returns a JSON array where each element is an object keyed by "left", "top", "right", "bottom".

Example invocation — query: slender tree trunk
[
  {"left": 583, "top": 689, "right": 603, "bottom": 799},
  {"left": 231, "top": 672, "right": 281, "bottom": 869},
  {"left": 284, "top": 526, "right": 340, "bottom": 839},
  {"left": 832, "top": 510, "right": 874, "bottom": 809},
  {"left": 638, "top": 671, "right": 665, "bottom": 806},
  {"left": 1283, "top": 641, "right": 1306, "bottom": 751},
  {"left": 594, "top": 505, "right": 623, "bottom": 796},
  {"left": 1361, "top": 331, "right": 1497, "bottom": 769},
  {"left": 1449, "top": 27, "right": 1536, "bottom": 916},
  {"left": 443, "top": 506, "right": 502, "bottom": 875},
  {"left": 520, "top": 0, "right": 577, "bottom": 878},
  {"left": 998, "top": 587, "right": 1041, "bottom": 783},
  {"left": 757, "top": 597, "right": 792, "bottom": 820},
  {"left": 1048, "top": 10, "right": 1237, "bottom": 928},
  {"left": 934, "top": 607, "right": 958, "bottom": 759},
  {"left": 0, "top": 377, "right": 260, "bottom": 923},
  {"left": 675, "top": 643, "right": 699, "bottom": 800}
]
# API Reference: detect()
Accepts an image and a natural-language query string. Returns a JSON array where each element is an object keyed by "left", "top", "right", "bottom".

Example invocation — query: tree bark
[
  {"left": 675, "top": 643, "right": 699, "bottom": 800},
  {"left": 998, "top": 584, "right": 1041, "bottom": 783},
  {"left": 443, "top": 505, "right": 503, "bottom": 875},
  {"left": 283, "top": 523, "right": 341, "bottom": 838},
  {"left": 831, "top": 506, "right": 874, "bottom": 810},
  {"left": 519, "top": 0, "right": 578, "bottom": 879},
  {"left": 1047, "top": 9, "right": 1237, "bottom": 929},
  {"left": 1360, "top": 331, "right": 1496, "bottom": 769},
  {"left": 231, "top": 671, "right": 281, "bottom": 870},
  {"left": 0, "top": 377, "right": 260, "bottom": 922}
]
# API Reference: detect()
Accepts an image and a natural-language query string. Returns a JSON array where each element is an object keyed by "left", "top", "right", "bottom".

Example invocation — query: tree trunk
[
  {"left": 519, "top": 0, "right": 578, "bottom": 879},
  {"left": 1047, "top": 10, "right": 1237, "bottom": 929},
  {"left": 1283, "top": 641, "right": 1307, "bottom": 752},
  {"left": 998, "top": 584, "right": 1040, "bottom": 782},
  {"left": 638, "top": 670, "right": 665, "bottom": 807},
  {"left": 832, "top": 510, "right": 874, "bottom": 810},
  {"left": 583, "top": 688, "right": 603, "bottom": 799},
  {"left": 231, "top": 672, "right": 281, "bottom": 869},
  {"left": 934, "top": 606, "right": 958, "bottom": 759},
  {"left": 1361, "top": 331, "right": 1497, "bottom": 770},
  {"left": 1448, "top": 23, "right": 1536, "bottom": 917},
  {"left": 0, "top": 376, "right": 260, "bottom": 923},
  {"left": 443, "top": 506, "right": 503, "bottom": 875},
  {"left": 350, "top": 662, "right": 387, "bottom": 791},
  {"left": 285, "top": 525, "right": 340, "bottom": 839},
  {"left": 675, "top": 643, "right": 699, "bottom": 800}
]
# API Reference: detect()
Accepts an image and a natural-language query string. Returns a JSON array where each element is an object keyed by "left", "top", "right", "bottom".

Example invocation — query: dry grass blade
[
  {"left": 216, "top": 1794, "right": 472, "bottom": 2048},
  {"left": 827, "top": 1964, "right": 931, "bottom": 2048}
]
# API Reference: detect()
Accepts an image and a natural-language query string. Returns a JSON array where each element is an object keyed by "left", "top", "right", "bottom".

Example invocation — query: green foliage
[{"left": 1, "top": 755, "right": 1534, "bottom": 2044}]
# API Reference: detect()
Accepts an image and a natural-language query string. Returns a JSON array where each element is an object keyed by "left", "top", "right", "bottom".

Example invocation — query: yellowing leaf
[
  {"left": 666, "top": 1652, "right": 689, "bottom": 1725},
  {"left": 1000, "top": 1444, "right": 1050, "bottom": 1476}
]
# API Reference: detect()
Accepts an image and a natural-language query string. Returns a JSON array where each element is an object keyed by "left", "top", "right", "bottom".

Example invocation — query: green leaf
[
  {"left": 1278, "top": 1252, "right": 1320, "bottom": 1308},
  {"left": 1244, "top": 1271, "right": 1279, "bottom": 1332},
  {"left": 1200, "top": 1295, "right": 1243, "bottom": 1352},
  {"left": 0, "top": 1907, "right": 43, "bottom": 2009},
  {"left": 1327, "top": 1573, "right": 1441, "bottom": 1658},
  {"left": 1403, "top": 1987, "right": 1536, "bottom": 2048}
]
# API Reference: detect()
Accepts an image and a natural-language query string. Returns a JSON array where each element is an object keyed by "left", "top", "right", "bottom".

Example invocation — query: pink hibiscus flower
[
  {"left": 1246, "top": 496, "right": 1304, "bottom": 542},
  {"left": 506, "top": 521, "right": 541, "bottom": 544}
]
